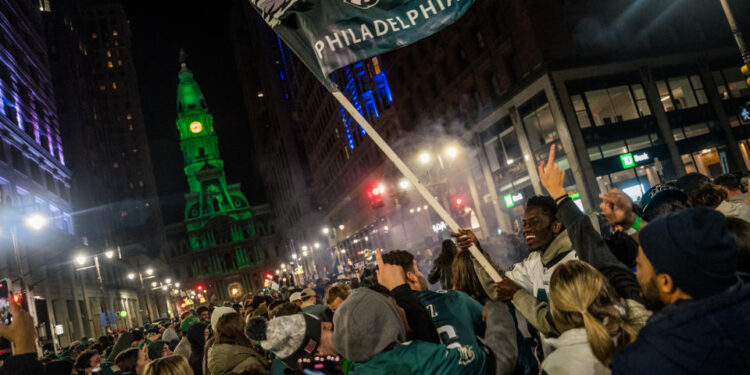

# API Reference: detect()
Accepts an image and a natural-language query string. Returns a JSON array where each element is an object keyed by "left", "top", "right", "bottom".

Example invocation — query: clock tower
[{"left": 176, "top": 50, "right": 250, "bottom": 224}]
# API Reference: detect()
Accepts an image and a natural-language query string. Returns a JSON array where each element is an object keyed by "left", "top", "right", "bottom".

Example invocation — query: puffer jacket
[{"left": 206, "top": 343, "right": 269, "bottom": 375}]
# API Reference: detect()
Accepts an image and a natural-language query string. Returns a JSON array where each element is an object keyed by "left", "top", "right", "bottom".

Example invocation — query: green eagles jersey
[
  {"left": 416, "top": 290, "right": 485, "bottom": 348},
  {"left": 349, "top": 340, "right": 486, "bottom": 375}
]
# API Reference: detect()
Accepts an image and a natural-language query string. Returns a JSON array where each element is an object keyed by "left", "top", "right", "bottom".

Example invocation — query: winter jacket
[
  {"left": 541, "top": 329, "right": 609, "bottom": 375},
  {"left": 206, "top": 343, "right": 269, "bottom": 375},
  {"left": 611, "top": 281, "right": 750, "bottom": 375},
  {"left": 428, "top": 261, "right": 453, "bottom": 290},
  {"left": 173, "top": 336, "right": 192, "bottom": 360},
  {"left": 348, "top": 340, "right": 486, "bottom": 375}
]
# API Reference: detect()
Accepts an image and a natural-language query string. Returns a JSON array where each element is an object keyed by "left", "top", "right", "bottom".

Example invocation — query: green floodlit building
[{"left": 164, "top": 52, "right": 281, "bottom": 304}]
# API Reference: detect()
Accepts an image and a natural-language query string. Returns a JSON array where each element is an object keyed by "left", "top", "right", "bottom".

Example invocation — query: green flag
[{"left": 249, "top": 0, "right": 476, "bottom": 81}]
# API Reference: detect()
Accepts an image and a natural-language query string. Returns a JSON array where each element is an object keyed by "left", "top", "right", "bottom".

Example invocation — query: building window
[
  {"left": 488, "top": 73, "right": 502, "bottom": 98},
  {"left": 600, "top": 140, "right": 627, "bottom": 158},
  {"left": 106, "top": 50, "right": 112, "bottom": 57},
  {"left": 91, "top": 33, "right": 97, "bottom": 39},
  {"left": 99, "top": 85, "right": 106, "bottom": 91},
  {"left": 113, "top": 30, "right": 119, "bottom": 36},
  {"left": 571, "top": 95, "right": 591, "bottom": 128},
  {"left": 584, "top": 85, "right": 639, "bottom": 126},
  {"left": 522, "top": 103, "right": 557, "bottom": 151},
  {"left": 107, "top": 61, "right": 113, "bottom": 68},
  {"left": 657, "top": 75, "right": 707, "bottom": 111},
  {"left": 721, "top": 67, "right": 750, "bottom": 98},
  {"left": 112, "top": 82, "right": 117, "bottom": 89}
]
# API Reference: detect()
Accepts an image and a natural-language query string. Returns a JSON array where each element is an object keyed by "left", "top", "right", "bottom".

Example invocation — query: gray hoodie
[{"left": 332, "top": 287, "right": 406, "bottom": 363}]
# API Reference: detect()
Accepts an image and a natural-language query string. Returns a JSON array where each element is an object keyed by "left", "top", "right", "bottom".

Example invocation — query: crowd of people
[{"left": 0, "top": 145, "right": 748, "bottom": 374}]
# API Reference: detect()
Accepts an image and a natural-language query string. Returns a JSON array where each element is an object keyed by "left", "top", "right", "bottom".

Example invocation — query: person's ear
[
  {"left": 406, "top": 271, "right": 418, "bottom": 284},
  {"left": 655, "top": 273, "right": 676, "bottom": 295},
  {"left": 551, "top": 220, "right": 563, "bottom": 234}
]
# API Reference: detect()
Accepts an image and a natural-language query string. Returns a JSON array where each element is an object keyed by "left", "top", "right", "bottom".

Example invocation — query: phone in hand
[
  {"left": 0, "top": 279, "right": 12, "bottom": 356},
  {"left": 299, "top": 355, "right": 344, "bottom": 375},
  {"left": 0, "top": 279, "right": 12, "bottom": 325}
]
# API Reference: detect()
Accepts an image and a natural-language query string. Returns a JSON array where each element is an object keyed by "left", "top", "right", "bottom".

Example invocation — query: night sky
[{"left": 123, "top": 0, "right": 266, "bottom": 224}]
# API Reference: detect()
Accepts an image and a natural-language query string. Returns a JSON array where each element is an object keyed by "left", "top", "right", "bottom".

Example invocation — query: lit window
[
  {"left": 91, "top": 33, "right": 97, "bottom": 39},
  {"left": 126, "top": 114, "right": 132, "bottom": 120},
  {"left": 128, "top": 124, "right": 134, "bottom": 131},
  {"left": 132, "top": 148, "right": 138, "bottom": 153},
  {"left": 106, "top": 50, "right": 111, "bottom": 57},
  {"left": 107, "top": 61, "right": 113, "bottom": 68},
  {"left": 113, "top": 30, "right": 119, "bottom": 37},
  {"left": 99, "top": 85, "right": 106, "bottom": 91},
  {"left": 113, "top": 163, "right": 119, "bottom": 168},
  {"left": 112, "top": 82, "right": 117, "bottom": 89},
  {"left": 117, "top": 60, "right": 123, "bottom": 66}
]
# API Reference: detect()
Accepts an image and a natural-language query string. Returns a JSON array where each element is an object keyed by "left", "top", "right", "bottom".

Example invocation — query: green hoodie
[{"left": 348, "top": 341, "right": 486, "bottom": 375}]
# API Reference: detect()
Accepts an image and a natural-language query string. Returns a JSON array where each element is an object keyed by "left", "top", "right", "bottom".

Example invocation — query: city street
[{"left": 0, "top": 0, "right": 749, "bottom": 374}]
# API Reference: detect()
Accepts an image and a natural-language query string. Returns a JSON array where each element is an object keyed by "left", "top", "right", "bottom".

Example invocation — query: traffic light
[
  {"left": 742, "top": 64, "right": 750, "bottom": 88},
  {"left": 265, "top": 273, "right": 273, "bottom": 280},
  {"left": 452, "top": 195, "right": 466, "bottom": 214},
  {"left": 196, "top": 284, "right": 204, "bottom": 292},
  {"left": 367, "top": 184, "right": 385, "bottom": 208}
]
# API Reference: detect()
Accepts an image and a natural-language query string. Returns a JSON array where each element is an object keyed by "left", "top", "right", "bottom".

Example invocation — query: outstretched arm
[{"left": 538, "top": 145, "right": 642, "bottom": 302}]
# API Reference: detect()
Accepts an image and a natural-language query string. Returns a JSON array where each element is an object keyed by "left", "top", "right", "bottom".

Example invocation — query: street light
[
  {"left": 127, "top": 273, "right": 135, "bottom": 280},
  {"left": 161, "top": 285, "right": 168, "bottom": 291},
  {"left": 292, "top": 253, "right": 298, "bottom": 260},
  {"left": 338, "top": 224, "right": 345, "bottom": 230},
  {"left": 165, "top": 278, "right": 172, "bottom": 284},
  {"left": 104, "top": 250, "right": 114, "bottom": 259},
  {"left": 445, "top": 146, "right": 459, "bottom": 159},
  {"left": 314, "top": 242, "right": 320, "bottom": 249},
  {"left": 151, "top": 282, "right": 157, "bottom": 287},
  {"left": 146, "top": 268, "right": 153, "bottom": 276},
  {"left": 302, "top": 245, "right": 308, "bottom": 251},
  {"left": 399, "top": 179, "right": 410, "bottom": 190},
  {"left": 24, "top": 213, "right": 48, "bottom": 231},
  {"left": 75, "top": 254, "right": 87, "bottom": 266},
  {"left": 175, "top": 283, "right": 180, "bottom": 288},
  {"left": 418, "top": 152, "right": 431, "bottom": 164},
  {"left": 322, "top": 227, "right": 330, "bottom": 235}
]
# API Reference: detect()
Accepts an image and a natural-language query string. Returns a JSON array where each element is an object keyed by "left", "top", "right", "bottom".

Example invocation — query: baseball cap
[
  {"left": 300, "top": 288, "right": 316, "bottom": 299},
  {"left": 289, "top": 292, "right": 302, "bottom": 302}
]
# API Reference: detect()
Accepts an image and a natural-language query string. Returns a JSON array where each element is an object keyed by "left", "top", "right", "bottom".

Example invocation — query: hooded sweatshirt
[
  {"left": 333, "top": 288, "right": 486, "bottom": 375},
  {"left": 542, "top": 328, "right": 610, "bottom": 375}
]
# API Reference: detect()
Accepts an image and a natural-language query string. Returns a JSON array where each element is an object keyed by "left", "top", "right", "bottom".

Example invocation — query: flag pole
[{"left": 329, "top": 89, "right": 503, "bottom": 283}]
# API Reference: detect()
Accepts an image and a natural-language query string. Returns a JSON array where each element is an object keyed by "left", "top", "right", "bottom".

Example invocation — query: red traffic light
[
  {"left": 12, "top": 294, "right": 20, "bottom": 304},
  {"left": 371, "top": 187, "right": 380, "bottom": 196},
  {"left": 180, "top": 303, "right": 186, "bottom": 309},
  {"left": 196, "top": 284, "right": 204, "bottom": 292},
  {"left": 265, "top": 273, "right": 273, "bottom": 280},
  {"left": 454, "top": 196, "right": 465, "bottom": 207}
]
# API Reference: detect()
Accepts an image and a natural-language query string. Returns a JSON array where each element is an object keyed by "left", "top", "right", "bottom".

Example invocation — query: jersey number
[{"left": 437, "top": 325, "right": 461, "bottom": 349}]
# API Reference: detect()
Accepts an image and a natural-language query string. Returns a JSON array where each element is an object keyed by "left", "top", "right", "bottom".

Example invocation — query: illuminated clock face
[{"left": 189, "top": 121, "right": 203, "bottom": 133}]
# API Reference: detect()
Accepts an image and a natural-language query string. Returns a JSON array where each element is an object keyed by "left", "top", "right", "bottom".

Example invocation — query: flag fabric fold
[{"left": 249, "top": 0, "right": 475, "bottom": 81}]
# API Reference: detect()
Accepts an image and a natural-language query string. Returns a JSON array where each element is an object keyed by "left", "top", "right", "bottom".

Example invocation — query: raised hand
[
  {"left": 375, "top": 248, "right": 407, "bottom": 291},
  {"left": 537, "top": 144, "right": 566, "bottom": 198},
  {"left": 0, "top": 300, "right": 37, "bottom": 355},
  {"left": 599, "top": 188, "right": 636, "bottom": 229}
]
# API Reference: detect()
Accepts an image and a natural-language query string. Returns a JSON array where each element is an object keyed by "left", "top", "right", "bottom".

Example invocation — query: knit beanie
[
  {"left": 210, "top": 306, "right": 236, "bottom": 329},
  {"left": 180, "top": 315, "right": 199, "bottom": 333},
  {"left": 147, "top": 340, "right": 167, "bottom": 360},
  {"left": 246, "top": 313, "right": 321, "bottom": 368},
  {"left": 332, "top": 287, "right": 406, "bottom": 363},
  {"left": 639, "top": 207, "right": 738, "bottom": 299}
]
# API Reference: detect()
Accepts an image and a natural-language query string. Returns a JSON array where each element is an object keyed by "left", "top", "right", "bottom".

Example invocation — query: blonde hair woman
[
  {"left": 543, "top": 260, "right": 642, "bottom": 375},
  {"left": 142, "top": 355, "right": 194, "bottom": 375}
]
